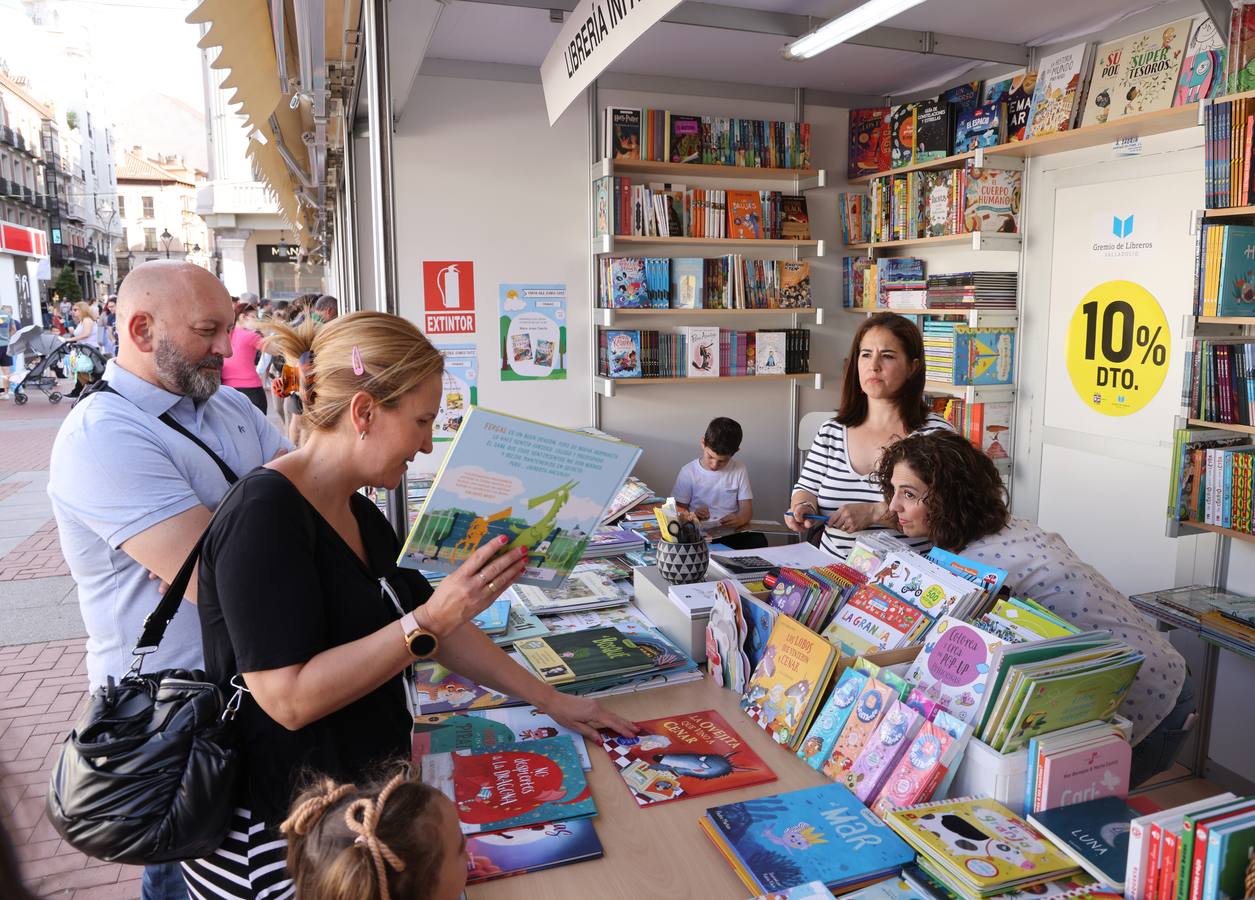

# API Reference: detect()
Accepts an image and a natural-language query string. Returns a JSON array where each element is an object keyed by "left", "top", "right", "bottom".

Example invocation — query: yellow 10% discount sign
[{"left": 1065, "top": 280, "right": 1171, "bottom": 417}]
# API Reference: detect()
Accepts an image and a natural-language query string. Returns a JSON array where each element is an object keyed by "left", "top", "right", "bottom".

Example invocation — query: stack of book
[
  {"left": 509, "top": 571, "right": 629, "bottom": 616},
  {"left": 600, "top": 476, "right": 654, "bottom": 524},
  {"left": 514, "top": 626, "right": 656, "bottom": 686},
  {"left": 839, "top": 191, "right": 873, "bottom": 243},
  {"left": 1182, "top": 339, "right": 1255, "bottom": 424},
  {"left": 596, "top": 256, "right": 812, "bottom": 310},
  {"left": 885, "top": 797, "right": 1081, "bottom": 898},
  {"left": 1167, "top": 425, "right": 1254, "bottom": 532},
  {"left": 933, "top": 397, "right": 1013, "bottom": 461},
  {"left": 865, "top": 164, "right": 1021, "bottom": 243},
  {"left": 702, "top": 783, "right": 916, "bottom": 895},
  {"left": 598, "top": 327, "right": 810, "bottom": 379},
  {"left": 593, "top": 177, "right": 810, "bottom": 240},
  {"left": 926, "top": 272, "right": 1018, "bottom": 309},
  {"left": 582, "top": 525, "right": 647, "bottom": 557},
  {"left": 605, "top": 107, "right": 812, "bottom": 169},
  {"left": 923, "top": 321, "right": 959, "bottom": 381},
  {"left": 926, "top": 326, "right": 1016, "bottom": 387},
  {"left": 1022, "top": 720, "right": 1133, "bottom": 815},
  {"left": 1191, "top": 224, "right": 1255, "bottom": 316}
]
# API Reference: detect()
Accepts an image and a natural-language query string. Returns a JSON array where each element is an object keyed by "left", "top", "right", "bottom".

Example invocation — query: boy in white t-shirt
[{"left": 673, "top": 417, "right": 753, "bottom": 530}]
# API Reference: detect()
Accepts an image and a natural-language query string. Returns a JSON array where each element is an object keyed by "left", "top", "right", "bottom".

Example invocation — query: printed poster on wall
[
  {"left": 423, "top": 261, "right": 476, "bottom": 335},
  {"left": 434, "top": 344, "right": 478, "bottom": 442},
  {"left": 499, "top": 284, "right": 567, "bottom": 381}
]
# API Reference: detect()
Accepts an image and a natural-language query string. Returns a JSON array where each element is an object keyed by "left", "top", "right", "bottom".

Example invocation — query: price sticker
[{"left": 1065, "top": 280, "right": 1171, "bottom": 417}]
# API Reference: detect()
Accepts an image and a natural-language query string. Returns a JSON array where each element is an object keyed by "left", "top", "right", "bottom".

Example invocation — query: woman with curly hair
[{"left": 875, "top": 430, "right": 1195, "bottom": 786}]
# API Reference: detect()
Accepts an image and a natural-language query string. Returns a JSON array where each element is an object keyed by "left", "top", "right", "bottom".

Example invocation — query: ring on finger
[{"left": 487, "top": 580, "right": 496, "bottom": 592}]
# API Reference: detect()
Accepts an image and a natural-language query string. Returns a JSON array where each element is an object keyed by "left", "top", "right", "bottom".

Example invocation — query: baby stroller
[{"left": 8, "top": 325, "right": 105, "bottom": 405}]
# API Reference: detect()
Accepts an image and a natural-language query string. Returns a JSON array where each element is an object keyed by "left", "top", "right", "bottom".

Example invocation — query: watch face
[{"left": 408, "top": 631, "right": 438, "bottom": 658}]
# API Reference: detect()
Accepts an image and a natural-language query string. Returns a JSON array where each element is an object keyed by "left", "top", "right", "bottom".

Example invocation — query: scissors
[{"left": 666, "top": 519, "right": 702, "bottom": 544}]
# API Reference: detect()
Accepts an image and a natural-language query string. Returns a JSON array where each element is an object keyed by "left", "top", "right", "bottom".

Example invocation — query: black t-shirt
[{"left": 198, "top": 467, "right": 433, "bottom": 826}]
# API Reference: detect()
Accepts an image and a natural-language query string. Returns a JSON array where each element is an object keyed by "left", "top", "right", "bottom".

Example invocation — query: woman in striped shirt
[{"left": 787, "top": 313, "right": 951, "bottom": 559}]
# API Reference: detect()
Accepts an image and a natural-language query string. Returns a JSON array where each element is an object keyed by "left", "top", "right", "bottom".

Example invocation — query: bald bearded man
[{"left": 47, "top": 262, "right": 289, "bottom": 899}]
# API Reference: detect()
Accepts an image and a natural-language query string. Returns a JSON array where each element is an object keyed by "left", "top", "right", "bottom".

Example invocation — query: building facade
[
  {"left": 198, "top": 43, "right": 324, "bottom": 299},
  {"left": 115, "top": 148, "right": 210, "bottom": 279},
  {"left": 0, "top": 68, "right": 51, "bottom": 323}
]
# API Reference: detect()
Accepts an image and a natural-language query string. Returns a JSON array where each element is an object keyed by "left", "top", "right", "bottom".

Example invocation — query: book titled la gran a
[{"left": 398, "top": 408, "right": 641, "bottom": 589}]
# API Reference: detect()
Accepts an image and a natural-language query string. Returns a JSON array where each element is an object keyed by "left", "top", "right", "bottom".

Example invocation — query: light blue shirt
[{"left": 48, "top": 360, "right": 289, "bottom": 689}]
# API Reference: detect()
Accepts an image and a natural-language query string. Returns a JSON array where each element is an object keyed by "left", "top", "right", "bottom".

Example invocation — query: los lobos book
[
  {"left": 701, "top": 782, "right": 916, "bottom": 894},
  {"left": 466, "top": 817, "right": 603, "bottom": 884},
  {"left": 599, "top": 709, "right": 775, "bottom": 806},
  {"left": 399, "top": 408, "right": 641, "bottom": 589},
  {"left": 419, "top": 735, "right": 595, "bottom": 834},
  {"left": 741, "top": 614, "right": 838, "bottom": 750}
]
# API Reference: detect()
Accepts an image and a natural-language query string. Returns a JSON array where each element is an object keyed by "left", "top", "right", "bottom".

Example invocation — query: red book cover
[
  {"left": 848, "top": 108, "right": 892, "bottom": 180},
  {"left": 1147, "top": 821, "right": 1165, "bottom": 900},
  {"left": 1159, "top": 830, "right": 1180, "bottom": 900},
  {"left": 727, "top": 190, "right": 763, "bottom": 239},
  {"left": 599, "top": 709, "right": 776, "bottom": 806}
]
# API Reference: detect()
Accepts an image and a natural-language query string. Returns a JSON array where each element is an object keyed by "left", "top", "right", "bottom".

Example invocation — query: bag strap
[{"left": 77, "top": 379, "right": 244, "bottom": 659}]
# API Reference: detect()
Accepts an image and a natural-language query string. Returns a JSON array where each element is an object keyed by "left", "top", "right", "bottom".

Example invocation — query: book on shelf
[
  {"left": 669, "top": 113, "right": 702, "bottom": 163},
  {"left": 596, "top": 181, "right": 809, "bottom": 241},
  {"left": 953, "top": 103, "right": 1007, "bottom": 155},
  {"left": 1181, "top": 339, "right": 1255, "bottom": 424},
  {"left": 890, "top": 103, "right": 918, "bottom": 169},
  {"left": 1124, "top": 794, "right": 1234, "bottom": 900},
  {"left": 935, "top": 397, "right": 1013, "bottom": 460},
  {"left": 598, "top": 255, "right": 812, "bottom": 311},
  {"left": 926, "top": 271, "right": 1018, "bottom": 309},
  {"left": 1167, "top": 426, "right": 1253, "bottom": 529},
  {"left": 903, "top": 615, "right": 1006, "bottom": 725},
  {"left": 1202, "top": 99, "right": 1255, "bottom": 209},
  {"left": 885, "top": 796, "right": 1080, "bottom": 898},
  {"left": 411, "top": 708, "right": 593, "bottom": 770},
  {"left": 982, "top": 70, "right": 1023, "bottom": 107},
  {"left": 1025, "top": 43, "right": 1094, "bottom": 139},
  {"left": 1004, "top": 70, "right": 1039, "bottom": 143},
  {"left": 419, "top": 735, "right": 594, "bottom": 834},
  {"left": 913, "top": 97, "right": 953, "bottom": 164},
  {"left": 678, "top": 325, "right": 720, "bottom": 376},
  {"left": 943, "top": 82, "right": 983, "bottom": 115},
  {"left": 399, "top": 408, "right": 641, "bottom": 590},
  {"left": 604, "top": 327, "right": 642, "bottom": 376},
  {"left": 1224, "top": 4, "right": 1255, "bottom": 95},
  {"left": 1079, "top": 19, "right": 1192, "bottom": 127},
  {"left": 1194, "top": 225, "right": 1255, "bottom": 314},
  {"left": 465, "top": 817, "right": 603, "bottom": 884},
  {"left": 605, "top": 106, "right": 642, "bottom": 160},
  {"left": 669, "top": 257, "right": 704, "bottom": 309},
  {"left": 627, "top": 108, "right": 811, "bottom": 168},
  {"left": 1174, "top": 15, "right": 1226, "bottom": 106},
  {"left": 598, "top": 708, "right": 776, "bottom": 806},
  {"left": 963, "top": 167, "right": 1021, "bottom": 233},
  {"left": 849, "top": 107, "right": 892, "bottom": 180},
  {"left": 701, "top": 782, "right": 916, "bottom": 895},
  {"left": 781, "top": 194, "right": 811, "bottom": 239},
  {"left": 1028, "top": 796, "right": 1141, "bottom": 890}
]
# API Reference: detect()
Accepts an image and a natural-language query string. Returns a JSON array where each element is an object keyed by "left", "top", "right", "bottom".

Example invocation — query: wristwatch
[{"left": 399, "top": 610, "right": 439, "bottom": 659}]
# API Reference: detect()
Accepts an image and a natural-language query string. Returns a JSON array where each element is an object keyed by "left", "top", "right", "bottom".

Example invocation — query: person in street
[
  {"left": 283, "top": 294, "right": 339, "bottom": 446},
  {"left": 223, "top": 300, "right": 266, "bottom": 413},
  {"left": 65, "top": 302, "right": 99, "bottom": 399},
  {"left": 47, "top": 260, "right": 289, "bottom": 900},
  {"left": 0, "top": 305, "right": 17, "bottom": 400},
  {"left": 182, "top": 311, "right": 634, "bottom": 898}
]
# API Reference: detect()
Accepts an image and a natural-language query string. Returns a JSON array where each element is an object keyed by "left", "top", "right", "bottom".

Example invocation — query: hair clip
[{"left": 352, "top": 345, "right": 365, "bottom": 375}]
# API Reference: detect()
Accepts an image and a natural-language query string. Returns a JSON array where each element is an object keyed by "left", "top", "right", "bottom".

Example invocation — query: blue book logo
[{"left": 1112, "top": 215, "right": 1134, "bottom": 239}]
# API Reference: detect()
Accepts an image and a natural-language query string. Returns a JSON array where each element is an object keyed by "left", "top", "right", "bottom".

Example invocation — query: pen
[{"left": 784, "top": 510, "right": 828, "bottom": 522}]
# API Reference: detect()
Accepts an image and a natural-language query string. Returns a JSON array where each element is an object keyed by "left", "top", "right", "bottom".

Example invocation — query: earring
[{"left": 359, "top": 430, "right": 367, "bottom": 441}]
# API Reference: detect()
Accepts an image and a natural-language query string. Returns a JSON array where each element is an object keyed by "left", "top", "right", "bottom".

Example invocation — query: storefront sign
[
  {"left": 499, "top": 284, "right": 567, "bottom": 381},
  {"left": 1065, "top": 279, "right": 1171, "bottom": 417},
  {"left": 0, "top": 222, "right": 48, "bottom": 258},
  {"left": 539, "top": 0, "right": 682, "bottom": 125},
  {"left": 257, "top": 243, "right": 300, "bottom": 264},
  {"left": 423, "top": 260, "right": 477, "bottom": 335}
]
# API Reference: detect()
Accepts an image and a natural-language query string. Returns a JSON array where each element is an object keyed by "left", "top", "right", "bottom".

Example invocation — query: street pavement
[{"left": 0, "top": 386, "right": 144, "bottom": 898}]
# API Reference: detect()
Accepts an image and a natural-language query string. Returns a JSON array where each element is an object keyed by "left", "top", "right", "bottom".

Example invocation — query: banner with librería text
[{"left": 539, "top": 0, "right": 682, "bottom": 125}]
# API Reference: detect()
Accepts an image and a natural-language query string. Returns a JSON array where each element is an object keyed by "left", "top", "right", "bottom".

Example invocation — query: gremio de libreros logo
[{"left": 1091, "top": 211, "right": 1153, "bottom": 258}]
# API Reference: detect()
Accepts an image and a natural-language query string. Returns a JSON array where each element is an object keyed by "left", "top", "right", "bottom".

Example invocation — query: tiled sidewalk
[{"left": 1, "top": 640, "right": 144, "bottom": 898}]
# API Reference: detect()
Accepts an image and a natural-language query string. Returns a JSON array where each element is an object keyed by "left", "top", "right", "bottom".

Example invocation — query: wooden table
[{"left": 466, "top": 676, "right": 829, "bottom": 899}]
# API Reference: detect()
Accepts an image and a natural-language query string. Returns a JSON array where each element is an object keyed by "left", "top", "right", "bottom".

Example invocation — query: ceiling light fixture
[{"left": 784, "top": 0, "right": 928, "bottom": 60}]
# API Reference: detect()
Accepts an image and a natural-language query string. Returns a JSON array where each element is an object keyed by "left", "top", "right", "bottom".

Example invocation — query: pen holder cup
[{"left": 655, "top": 539, "right": 710, "bottom": 586}]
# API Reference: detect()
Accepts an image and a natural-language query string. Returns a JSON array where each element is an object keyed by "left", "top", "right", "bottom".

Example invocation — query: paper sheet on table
[{"left": 710, "top": 542, "right": 839, "bottom": 568}]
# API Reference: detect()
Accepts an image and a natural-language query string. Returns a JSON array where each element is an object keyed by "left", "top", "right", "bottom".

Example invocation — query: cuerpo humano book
[{"left": 399, "top": 408, "right": 641, "bottom": 589}]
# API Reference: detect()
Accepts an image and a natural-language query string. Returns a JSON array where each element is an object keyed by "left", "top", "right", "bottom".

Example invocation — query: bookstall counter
[{"left": 466, "top": 676, "right": 828, "bottom": 899}]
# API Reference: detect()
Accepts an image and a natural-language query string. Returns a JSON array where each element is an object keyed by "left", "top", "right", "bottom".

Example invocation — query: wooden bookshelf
[
  {"left": 594, "top": 158, "right": 825, "bottom": 188},
  {"left": 1203, "top": 206, "right": 1255, "bottom": 219},
  {"left": 594, "top": 235, "right": 824, "bottom": 256},
  {"left": 596, "top": 307, "right": 822, "bottom": 327},
  {"left": 849, "top": 150, "right": 976, "bottom": 185},
  {"left": 1179, "top": 520, "right": 1255, "bottom": 546},
  {"left": 925, "top": 380, "right": 1015, "bottom": 403},
  {"left": 595, "top": 372, "right": 823, "bottom": 397},
  {"left": 1186, "top": 418, "right": 1255, "bottom": 435},
  {"left": 1196, "top": 315, "right": 1255, "bottom": 325},
  {"left": 846, "top": 232, "right": 1021, "bottom": 253}
]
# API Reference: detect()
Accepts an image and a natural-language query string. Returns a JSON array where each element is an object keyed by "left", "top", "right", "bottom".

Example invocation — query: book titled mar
[
  {"left": 599, "top": 708, "right": 775, "bottom": 806},
  {"left": 399, "top": 408, "right": 641, "bottom": 589},
  {"left": 419, "top": 735, "right": 595, "bottom": 834}
]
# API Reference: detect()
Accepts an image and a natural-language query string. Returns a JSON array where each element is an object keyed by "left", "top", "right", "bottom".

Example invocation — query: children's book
[
  {"left": 914, "top": 98, "right": 952, "bottom": 164},
  {"left": 605, "top": 329, "right": 642, "bottom": 378},
  {"left": 1174, "top": 16, "right": 1225, "bottom": 106},
  {"left": 670, "top": 257, "right": 705, "bottom": 309},
  {"left": 515, "top": 627, "right": 655, "bottom": 685},
  {"left": 1029, "top": 797, "right": 1140, "bottom": 889},
  {"left": 1081, "top": 20, "right": 1191, "bottom": 126},
  {"left": 870, "top": 714, "right": 965, "bottom": 819},
  {"left": 669, "top": 113, "right": 702, "bottom": 163},
  {"left": 954, "top": 104, "right": 1006, "bottom": 154},
  {"left": 728, "top": 190, "right": 763, "bottom": 239},
  {"left": 1200, "top": 811, "right": 1255, "bottom": 900},
  {"left": 890, "top": 103, "right": 917, "bottom": 169},
  {"left": 821, "top": 584, "right": 930, "bottom": 656},
  {"left": 886, "top": 797, "right": 1079, "bottom": 896},
  {"left": 962, "top": 169, "right": 1021, "bottom": 234},
  {"left": 867, "top": 552, "right": 975, "bottom": 618},
  {"left": 822, "top": 676, "right": 898, "bottom": 779},
  {"left": 922, "top": 170, "right": 958, "bottom": 238},
  {"left": 848, "top": 107, "right": 892, "bottom": 179},
  {"left": 609, "top": 257, "right": 648, "bottom": 308},
  {"left": 599, "top": 709, "right": 776, "bottom": 806},
  {"left": 412, "top": 661, "right": 516, "bottom": 716},
  {"left": 677, "top": 325, "right": 720, "bottom": 376},
  {"left": 953, "top": 326, "right": 1016, "bottom": 385},
  {"left": 419, "top": 735, "right": 595, "bottom": 835},
  {"left": 702, "top": 782, "right": 916, "bottom": 894},
  {"left": 511, "top": 571, "right": 629, "bottom": 615},
  {"left": 782, "top": 195, "right": 812, "bottom": 240},
  {"left": 944, "top": 82, "right": 983, "bottom": 114},
  {"left": 842, "top": 875, "right": 933, "bottom": 900},
  {"left": 1026, "top": 43, "right": 1093, "bottom": 138},
  {"left": 756, "top": 331, "right": 788, "bottom": 376},
  {"left": 1031, "top": 731, "right": 1130, "bottom": 814},
  {"left": 752, "top": 883, "right": 836, "bottom": 900},
  {"left": 925, "top": 547, "right": 1007, "bottom": 599},
  {"left": 465, "top": 817, "right": 603, "bottom": 884},
  {"left": 1004, "top": 70, "right": 1038, "bottom": 142},
  {"left": 472, "top": 597, "right": 511, "bottom": 635},
  {"left": 606, "top": 106, "right": 641, "bottom": 159},
  {"left": 593, "top": 175, "right": 611, "bottom": 238},
  {"left": 493, "top": 600, "right": 550, "bottom": 646},
  {"left": 779, "top": 261, "right": 812, "bottom": 308},
  {"left": 412, "top": 708, "right": 593, "bottom": 769},
  {"left": 796, "top": 666, "right": 868, "bottom": 771},
  {"left": 846, "top": 699, "right": 925, "bottom": 803},
  {"left": 743, "top": 593, "right": 781, "bottom": 674},
  {"left": 1123, "top": 795, "right": 1237, "bottom": 900},
  {"left": 1216, "top": 226, "right": 1255, "bottom": 316},
  {"left": 740, "top": 613, "right": 838, "bottom": 750},
  {"left": 399, "top": 408, "right": 641, "bottom": 589},
  {"left": 905, "top": 616, "right": 1004, "bottom": 724},
  {"left": 982, "top": 71, "right": 1024, "bottom": 106}
]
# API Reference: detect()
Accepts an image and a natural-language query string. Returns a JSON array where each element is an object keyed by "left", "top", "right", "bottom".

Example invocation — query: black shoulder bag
[{"left": 47, "top": 380, "right": 248, "bottom": 864}]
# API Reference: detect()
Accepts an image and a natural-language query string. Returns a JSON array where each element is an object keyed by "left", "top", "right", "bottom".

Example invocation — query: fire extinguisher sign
[{"left": 422, "top": 261, "right": 477, "bottom": 335}]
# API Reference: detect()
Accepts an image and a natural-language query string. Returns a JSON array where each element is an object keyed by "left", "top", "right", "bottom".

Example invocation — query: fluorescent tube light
[{"left": 784, "top": 0, "right": 928, "bottom": 60}]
